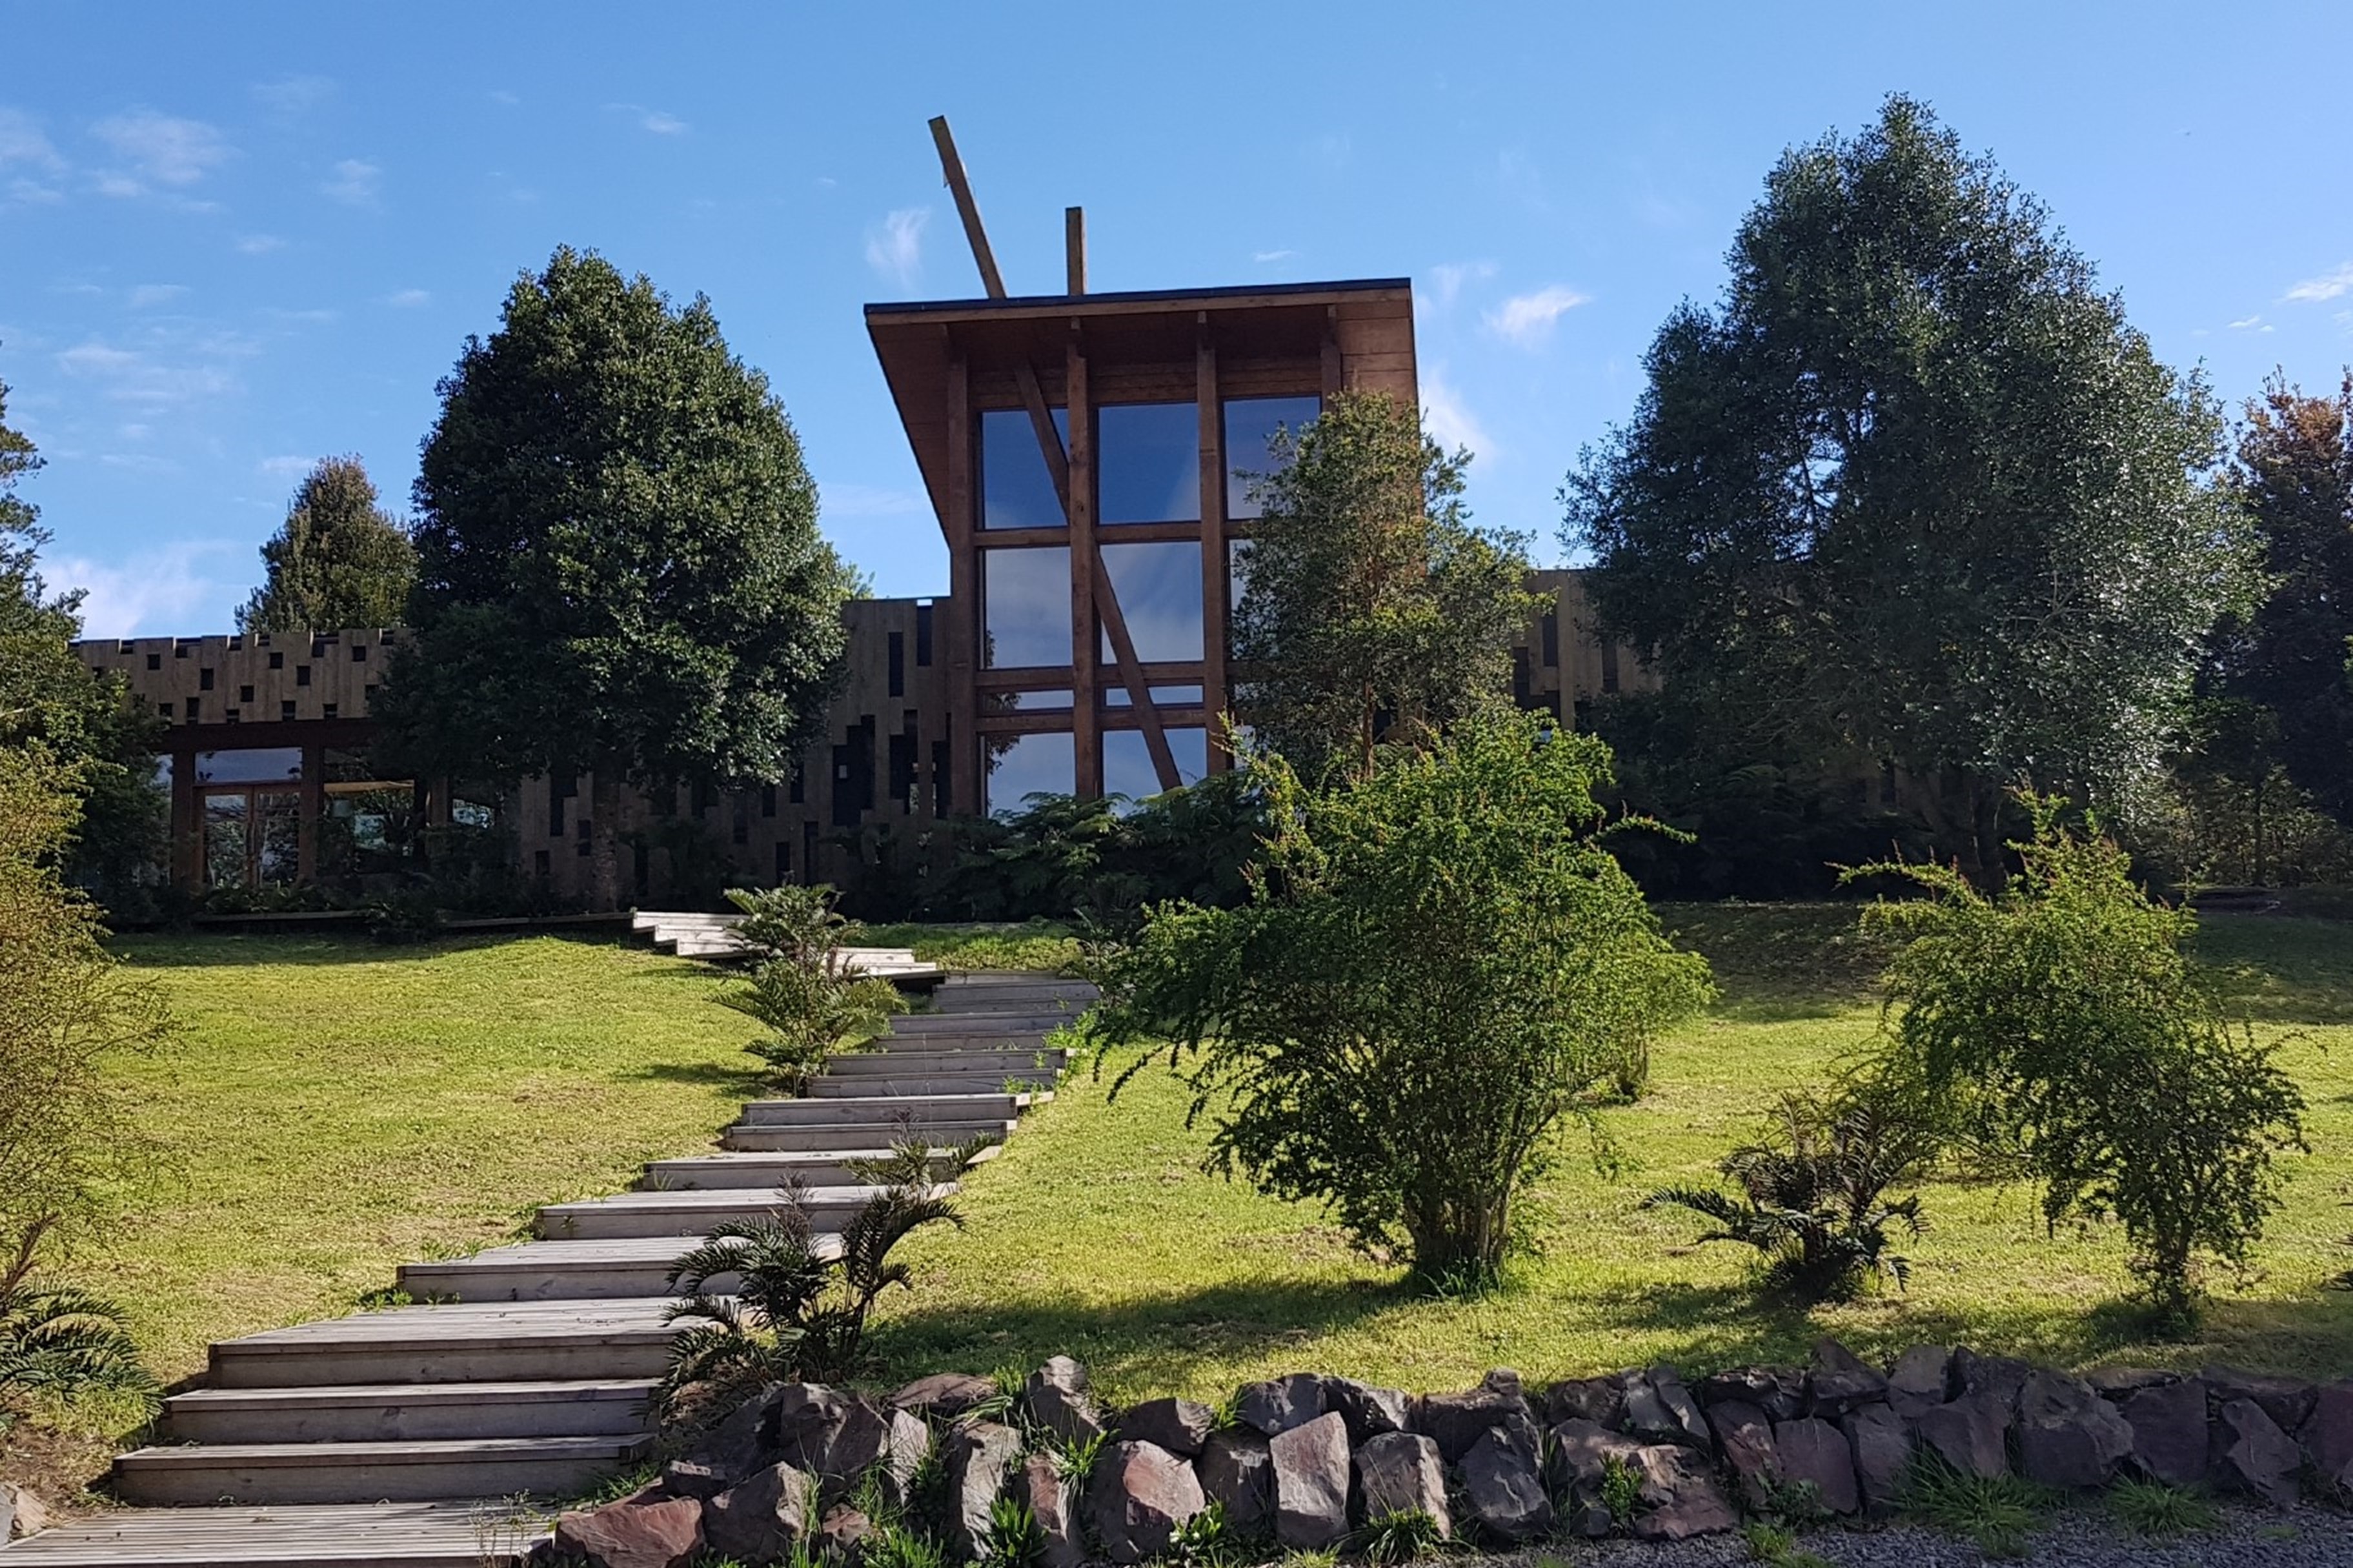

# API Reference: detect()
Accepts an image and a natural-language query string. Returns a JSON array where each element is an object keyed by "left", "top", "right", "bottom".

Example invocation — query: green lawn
[
  {"left": 870, "top": 908, "right": 2353, "bottom": 1402},
  {"left": 96, "top": 934, "right": 765, "bottom": 1383}
]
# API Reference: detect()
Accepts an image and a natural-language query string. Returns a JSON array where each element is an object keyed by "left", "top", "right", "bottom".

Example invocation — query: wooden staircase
[{"left": 0, "top": 972, "right": 1093, "bottom": 1566}]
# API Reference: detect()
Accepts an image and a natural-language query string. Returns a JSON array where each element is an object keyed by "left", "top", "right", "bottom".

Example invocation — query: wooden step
[
  {"left": 163, "top": 1379, "right": 656, "bottom": 1444},
  {"left": 642, "top": 1145, "right": 996, "bottom": 1189},
  {"left": 0, "top": 1501, "right": 547, "bottom": 1566},
  {"left": 809, "top": 1073, "right": 1055, "bottom": 1098},
  {"left": 208, "top": 1300, "right": 694, "bottom": 1388},
  {"left": 825, "top": 1048, "right": 1065, "bottom": 1075},
  {"left": 736, "top": 1092, "right": 1036, "bottom": 1125},
  {"left": 112, "top": 1434, "right": 652, "bottom": 1506},
  {"left": 891, "top": 1012, "right": 1072, "bottom": 1034},
  {"left": 536, "top": 1185, "right": 913, "bottom": 1241},
  {"left": 399, "top": 1232, "right": 838, "bottom": 1300},
  {"left": 722, "top": 1118, "right": 1015, "bottom": 1152}
]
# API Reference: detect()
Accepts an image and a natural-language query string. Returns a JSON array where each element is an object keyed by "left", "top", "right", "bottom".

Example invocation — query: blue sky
[{"left": 4, "top": 2, "right": 2348, "bottom": 638}]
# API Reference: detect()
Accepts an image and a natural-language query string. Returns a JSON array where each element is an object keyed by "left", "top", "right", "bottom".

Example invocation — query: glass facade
[
  {"left": 1224, "top": 396, "right": 1320, "bottom": 518},
  {"left": 1097, "top": 541, "right": 1204, "bottom": 663},
  {"left": 196, "top": 747, "right": 303, "bottom": 784},
  {"left": 981, "top": 407, "right": 1069, "bottom": 530},
  {"left": 1102, "top": 685, "right": 1205, "bottom": 708},
  {"left": 1097, "top": 402, "right": 1199, "bottom": 523},
  {"left": 982, "top": 547, "right": 1072, "bottom": 668},
  {"left": 986, "top": 731, "right": 1075, "bottom": 816},
  {"left": 1103, "top": 727, "right": 1209, "bottom": 803}
]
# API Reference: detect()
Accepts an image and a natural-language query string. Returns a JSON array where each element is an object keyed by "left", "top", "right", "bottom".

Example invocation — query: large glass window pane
[
  {"left": 1098, "top": 541, "right": 1203, "bottom": 663},
  {"left": 986, "top": 731, "right": 1075, "bottom": 816},
  {"left": 1103, "top": 727, "right": 1210, "bottom": 806},
  {"left": 983, "top": 547, "right": 1071, "bottom": 668},
  {"left": 982, "top": 407, "right": 1069, "bottom": 530},
  {"left": 203, "top": 792, "right": 248, "bottom": 888},
  {"left": 1224, "top": 396, "right": 1320, "bottom": 518},
  {"left": 1098, "top": 403, "right": 1200, "bottom": 523},
  {"left": 1102, "top": 685, "right": 1205, "bottom": 708},
  {"left": 256, "top": 792, "right": 301, "bottom": 885},
  {"left": 196, "top": 747, "right": 303, "bottom": 784}
]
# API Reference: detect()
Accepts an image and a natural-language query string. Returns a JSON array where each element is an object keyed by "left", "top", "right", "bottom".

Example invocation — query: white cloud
[
  {"left": 50, "top": 541, "right": 237, "bottom": 638},
  {"left": 1484, "top": 284, "right": 1591, "bottom": 347},
  {"left": 489, "top": 90, "right": 520, "bottom": 106},
  {"left": 1421, "top": 367, "right": 1494, "bottom": 459},
  {"left": 2285, "top": 263, "right": 2353, "bottom": 304},
  {"left": 258, "top": 454, "right": 318, "bottom": 477},
  {"left": 91, "top": 110, "right": 230, "bottom": 190},
  {"left": 1426, "top": 261, "right": 1496, "bottom": 311},
  {"left": 0, "top": 106, "right": 65, "bottom": 172},
  {"left": 6, "top": 176, "right": 65, "bottom": 205},
  {"left": 321, "top": 157, "right": 379, "bottom": 205},
  {"left": 128, "top": 283, "right": 188, "bottom": 309},
  {"left": 603, "top": 103, "right": 687, "bottom": 136},
  {"left": 234, "top": 233, "right": 284, "bottom": 254},
  {"left": 1253, "top": 248, "right": 1297, "bottom": 264},
  {"left": 822, "top": 481, "right": 927, "bottom": 518},
  {"left": 2227, "top": 314, "right": 2276, "bottom": 334},
  {"left": 251, "top": 75, "right": 334, "bottom": 116},
  {"left": 864, "top": 207, "right": 929, "bottom": 287},
  {"left": 55, "top": 331, "right": 250, "bottom": 408},
  {"left": 384, "top": 288, "right": 430, "bottom": 308}
]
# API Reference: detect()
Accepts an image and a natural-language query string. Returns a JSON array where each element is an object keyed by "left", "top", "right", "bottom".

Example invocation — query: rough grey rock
[
  {"left": 659, "top": 1458, "right": 729, "bottom": 1500},
  {"left": 1197, "top": 1429, "right": 1274, "bottom": 1534},
  {"left": 1236, "top": 1371, "right": 1328, "bottom": 1438},
  {"left": 1352, "top": 1430, "right": 1451, "bottom": 1536},
  {"left": 1774, "top": 1416, "right": 1860, "bottom": 1515},
  {"left": 1269, "top": 1410, "right": 1352, "bottom": 1549},
  {"left": 1547, "top": 1416, "right": 1647, "bottom": 1507},
  {"left": 946, "top": 1420, "right": 1025, "bottom": 1562},
  {"left": 553, "top": 1496, "right": 707, "bottom": 1568},
  {"left": 1807, "top": 1339, "right": 1889, "bottom": 1419},
  {"left": 3, "top": 1485, "right": 48, "bottom": 1542},
  {"left": 2301, "top": 1381, "right": 2353, "bottom": 1496},
  {"left": 1548, "top": 1372, "right": 1632, "bottom": 1429},
  {"left": 1120, "top": 1396, "right": 1216, "bottom": 1457},
  {"left": 1622, "top": 1365, "right": 1711, "bottom": 1447},
  {"left": 0, "top": 1487, "right": 12, "bottom": 1545},
  {"left": 1413, "top": 1386, "right": 1539, "bottom": 1463},
  {"left": 891, "top": 1371, "right": 998, "bottom": 1422},
  {"left": 1950, "top": 1348, "right": 2034, "bottom": 1414},
  {"left": 1914, "top": 1389, "right": 2009, "bottom": 1479},
  {"left": 1843, "top": 1403, "right": 1910, "bottom": 1518},
  {"left": 1324, "top": 1376, "right": 1411, "bottom": 1444},
  {"left": 2016, "top": 1370, "right": 2134, "bottom": 1489},
  {"left": 2121, "top": 1375, "right": 2209, "bottom": 1488},
  {"left": 1568, "top": 1501, "right": 1614, "bottom": 1538},
  {"left": 1696, "top": 1366, "right": 1804, "bottom": 1423},
  {"left": 1460, "top": 1423, "right": 1555, "bottom": 1541},
  {"left": 1628, "top": 1443, "right": 1739, "bottom": 1541},
  {"left": 1020, "top": 1451, "right": 1085, "bottom": 1568},
  {"left": 880, "top": 1409, "right": 930, "bottom": 1505},
  {"left": 1480, "top": 1367, "right": 1527, "bottom": 1399},
  {"left": 1089, "top": 1440, "right": 1206, "bottom": 1565},
  {"left": 687, "top": 1385, "right": 782, "bottom": 1481},
  {"left": 704, "top": 1463, "right": 814, "bottom": 1564},
  {"left": 818, "top": 1505, "right": 873, "bottom": 1565},
  {"left": 1887, "top": 1345, "right": 1953, "bottom": 1420},
  {"left": 1704, "top": 1398, "right": 1778, "bottom": 1509},
  {"left": 2086, "top": 1367, "right": 2181, "bottom": 1400},
  {"left": 2215, "top": 1396, "right": 2301, "bottom": 1509},
  {"left": 1026, "top": 1356, "right": 1108, "bottom": 1447},
  {"left": 2206, "top": 1365, "right": 2318, "bottom": 1436},
  {"left": 769, "top": 1383, "right": 898, "bottom": 1500}
]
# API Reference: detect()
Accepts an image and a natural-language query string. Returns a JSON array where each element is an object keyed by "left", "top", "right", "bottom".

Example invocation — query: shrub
[
  {"left": 720, "top": 884, "right": 905, "bottom": 1088},
  {"left": 1645, "top": 1083, "right": 1934, "bottom": 1302},
  {"left": 1084, "top": 712, "right": 1713, "bottom": 1283},
  {"left": 1852, "top": 795, "right": 2307, "bottom": 1325},
  {"left": 0, "top": 1282, "right": 155, "bottom": 1401}
]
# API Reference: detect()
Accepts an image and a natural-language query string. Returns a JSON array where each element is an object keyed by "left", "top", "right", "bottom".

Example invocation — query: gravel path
[{"left": 1483, "top": 1503, "right": 2353, "bottom": 1566}]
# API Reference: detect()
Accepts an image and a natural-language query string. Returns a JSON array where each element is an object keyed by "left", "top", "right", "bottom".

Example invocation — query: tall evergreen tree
[
  {"left": 376, "top": 249, "right": 853, "bottom": 909},
  {"left": 1564, "top": 97, "right": 2256, "bottom": 876},
  {"left": 236, "top": 456, "right": 416, "bottom": 633}
]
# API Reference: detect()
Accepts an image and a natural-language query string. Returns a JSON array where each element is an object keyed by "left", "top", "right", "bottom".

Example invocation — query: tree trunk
[
  {"left": 1969, "top": 774, "right": 2005, "bottom": 889},
  {"left": 589, "top": 770, "right": 623, "bottom": 912}
]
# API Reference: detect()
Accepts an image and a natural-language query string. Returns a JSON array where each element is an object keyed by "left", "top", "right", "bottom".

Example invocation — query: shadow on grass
[
  {"left": 629, "top": 1059, "right": 771, "bottom": 1098},
  {"left": 108, "top": 928, "right": 683, "bottom": 971},
  {"left": 1659, "top": 903, "right": 1889, "bottom": 1024}
]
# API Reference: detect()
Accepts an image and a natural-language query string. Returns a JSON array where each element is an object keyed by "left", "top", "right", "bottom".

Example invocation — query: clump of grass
[
  {"left": 2108, "top": 1476, "right": 2220, "bottom": 1538},
  {"left": 1898, "top": 1456, "right": 2057, "bottom": 1558},
  {"left": 1741, "top": 1522, "right": 1832, "bottom": 1568},
  {"left": 1599, "top": 1452, "right": 1644, "bottom": 1531},
  {"left": 1354, "top": 1507, "right": 1447, "bottom": 1565}
]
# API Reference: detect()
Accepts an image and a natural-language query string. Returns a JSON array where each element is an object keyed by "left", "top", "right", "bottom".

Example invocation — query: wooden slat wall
[{"left": 81, "top": 629, "right": 398, "bottom": 729}]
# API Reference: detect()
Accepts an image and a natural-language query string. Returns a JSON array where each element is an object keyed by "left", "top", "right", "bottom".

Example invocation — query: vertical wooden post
[
  {"left": 1196, "top": 317, "right": 1231, "bottom": 771},
  {"left": 1322, "top": 305, "right": 1345, "bottom": 399},
  {"left": 170, "top": 739, "right": 198, "bottom": 889},
  {"left": 297, "top": 739, "right": 325, "bottom": 883},
  {"left": 1065, "top": 206, "right": 1086, "bottom": 296},
  {"left": 945, "top": 347, "right": 982, "bottom": 817},
  {"left": 1067, "top": 325, "right": 1101, "bottom": 796}
]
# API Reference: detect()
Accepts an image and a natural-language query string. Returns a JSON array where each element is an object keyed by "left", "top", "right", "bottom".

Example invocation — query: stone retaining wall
[{"left": 534, "top": 1341, "right": 2353, "bottom": 1567}]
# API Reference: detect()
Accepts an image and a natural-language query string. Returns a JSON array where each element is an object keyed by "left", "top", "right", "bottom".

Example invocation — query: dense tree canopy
[
  {"left": 376, "top": 248, "right": 855, "bottom": 907},
  {"left": 1564, "top": 97, "right": 2256, "bottom": 876},
  {"left": 237, "top": 456, "right": 416, "bottom": 634},
  {"left": 0, "top": 377, "right": 165, "bottom": 913},
  {"left": 1234, "top": 390, "right": 1536, "bottom": 783}
]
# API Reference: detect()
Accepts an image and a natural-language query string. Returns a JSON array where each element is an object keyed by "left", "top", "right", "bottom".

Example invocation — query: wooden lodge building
[{"left": 72, "top": 276, "right": 1644, "bottom": 903}]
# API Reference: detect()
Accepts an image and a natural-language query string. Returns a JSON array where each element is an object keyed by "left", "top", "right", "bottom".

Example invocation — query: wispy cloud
[
  {"left": 234, "top": 233, "right": 285, "bottom": 255},
  {"left": 55, "top": 328, "right": 254, "bottom": 408},
  {"left": 1484, "top": 284, "right": 1591, "bottom": 347},
  {"left": 1253, "top": 248, "right": 1297, "bottom": 264},
  {"left": 1421, "top": 367, "right": 1495, "bottom": 459},
  {"left": 2285, "top": 263, "right": 2353, "bottom": 304},
  {"left": 321, "top": 157, "right": 379, "bottom": 205},
  {"left": 0, "top": 106, "right": 65, "bottom": 173},
  {"left": 251, "top": 75, "right": 334, "bottom": 116},
  {"left": 91, "top": 110, "right": 231, "bottom": 192},
  {"left": 822, "top": 481, "right": 927, "bottom": 518},
  {"left": 384, "top": 288, "right": 430, "bottom": 308},
  {"left": 51, "top": 540, "right": 238, "bottom": 638},
  {"left": 605, "top": 103, "right": 687, "bottom": 136},
  {"left": 864, "top": 207, "right": 929, "bottom": 288},
  {"left": 2227, "top": 314, "right": 2275, "bottom": 334},
  {"left": 1426, "top": 261, "right": 1497, "bottom": 312},
  {"left": 258, "top": 454, "right": 318, "bottom": 478},
  {"left": 127, "top": 283, "right": 188, "bottom": 309}
]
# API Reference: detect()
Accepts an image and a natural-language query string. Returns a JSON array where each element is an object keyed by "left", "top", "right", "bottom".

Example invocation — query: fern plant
[
  {"left": 720, "top": 883, "right": 906, "bottom": 1089},
  {"left": 0, "top": 1281, "right": 156, "bottom": 1401},
  {"left": 1645, "top": 1086, "right": 1932, "bottom": 1302},
  {"left": 979, "top": 1496, "right": 1047, "bottom": 1568},
  {"left": 658, "top": 1141, "right": 973, "bottom": 1413}
]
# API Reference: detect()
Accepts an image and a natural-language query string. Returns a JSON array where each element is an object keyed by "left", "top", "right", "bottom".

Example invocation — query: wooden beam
[
  {"left": 1196, "top": 318, "right": 1231, "bottom": 773},
  {"left": 928, "top": 116, "right": 1007, "bottom": 299},
  {"left": 1094, "top": 556, "right": 1179, "bottom": 791},
  {"left": 1065, "top": 206, "right": 1087, "bottom": 296},
  {"left": 1066, "top": 330, "right": 1100, "bottom": 796},
  {"left": 1322, "top": 305, "right": 1345, "bottom": 399},
  {"left": 944, "top": 348, "right": 982, "bottom": 817}
]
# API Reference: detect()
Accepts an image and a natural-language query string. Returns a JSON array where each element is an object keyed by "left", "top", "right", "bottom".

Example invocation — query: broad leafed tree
[{"left": 237, "top": 456, "right": 416, "bottom": 634}]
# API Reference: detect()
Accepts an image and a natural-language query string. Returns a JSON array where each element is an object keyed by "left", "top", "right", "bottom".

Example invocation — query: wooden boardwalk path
[{"left": 0, "top": 960, "right": 1095, "bottom": 1567}]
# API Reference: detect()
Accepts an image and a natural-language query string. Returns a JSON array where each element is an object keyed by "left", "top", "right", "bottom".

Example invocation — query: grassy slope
[
  {"left": 96, "top": 934, "right": 763, "bottom": 1383},
  {"left": 871, "top": 909, "right": 2353, "bottom": 1402}
]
